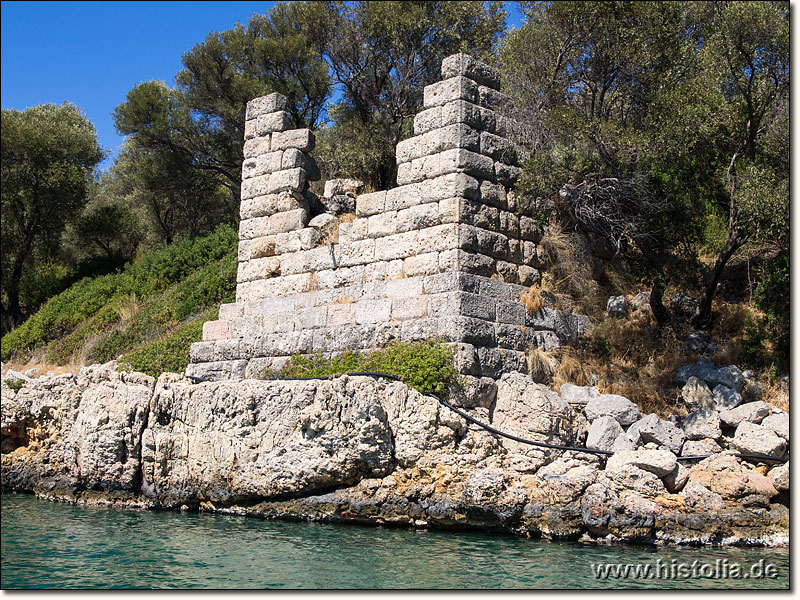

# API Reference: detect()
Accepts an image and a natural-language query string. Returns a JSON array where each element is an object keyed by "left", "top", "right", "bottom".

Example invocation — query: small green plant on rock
[{"left": 270, "top": 340, "right": 460, "bottom": 398}]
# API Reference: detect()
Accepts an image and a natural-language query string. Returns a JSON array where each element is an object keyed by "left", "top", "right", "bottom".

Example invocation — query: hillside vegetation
[{"left": 1, "top": 226, "right": 237, "bottom": 376}]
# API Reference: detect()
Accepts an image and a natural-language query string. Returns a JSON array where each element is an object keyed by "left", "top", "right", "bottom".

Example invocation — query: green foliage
[
  {"left": 118, "top": 316, "right": 208, "bottom": 378},
  {"left": 314, "top": 0, "right": 506, "bottom": 188},
  {"left": 1, "top": 225, "right": 237, "bottom": 363},
  {"left": 273, "top": 341, "right": 460, "bottom": 397},
  {"left": 742, "top": 254, "right": 789, "bottom": 375},
  {"left": 1, "top": 103, "right": 104, "bottom": 327},
  {"left": 5, "top": 378, "right": 24, "bottom": 393}
]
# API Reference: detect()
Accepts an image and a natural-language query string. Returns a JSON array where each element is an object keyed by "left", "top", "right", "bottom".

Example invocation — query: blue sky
[{"left": 1, "top": 1, "right": 524, "bottom": 169}]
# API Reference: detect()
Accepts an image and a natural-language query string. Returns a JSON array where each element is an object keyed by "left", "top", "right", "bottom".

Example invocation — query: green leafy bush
[
  {"left": 272, "top": 340, "right": 461, "bottom": 397},
  {"left": 1, "top": 225, "right": 237, "bottom": 362},
  {"left": 742, "top": 254, "right": 789, "bottom": 376},
  {"left": 117, "top": 316, "right": 208, "bottom": 378}
]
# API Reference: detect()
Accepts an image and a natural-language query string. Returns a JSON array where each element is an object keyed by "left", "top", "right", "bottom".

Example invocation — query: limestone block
[
  {"left": 390, "top": 296, "right": 430, "bottom": 321},
  {"left": 239, "top": 216, "right": 271, "bottom": 240},
  {"left": 385, "top": 173, "right": 479, "bottom": 212},
  {"left": 496, "top": 300, "right": 527, "bottom": 325},
  {"left": 682, "top": 408, "right": 722, "bottom": 440},
  {"left": 423, "top": 75, "right": 480, "bottom": 108},
  {"left": 419, "top": 224, "right": 460, "bottom": 253},
  {"left": 397, "top": 123, "right": 481, "bottom": 164},
  {"left": 242, "top": 151, "right": 283, "bottom": 179},
  {"left": 495, "top": 162, "right": 521, "bottom": 186},
  {"left": 203, "top": 320, "right": 229, "bottom": 342},
  {"left": 367, "top": 211, "right": 400, "bottom": 238},
  {"left": 414, "top": 100, "right": 495, "bottom": 136},
  {"left": 518, "top": 265, "right": 541, "bottom": 287},
  {"left": 324, "top": 178, "right": 362, "bottom": 198},
  {"left": 246, "top": 93, "right": 288, "bottom": 119},
  {"left": 477, "top": 180, "right": 508, "bottom": 209},
  {"left": 520, "top": 216, "right": 543, "bottom": 242},
  {"left": 241, "top": 175, "right": 271, "bottom": 201},
  {"left": 355, "top": 191, "right": 386, "bottom": 217},
  {"left": 719, "top": 401, "right": 771, "bottom": 427},
  {"left": 400, "top": 318, "right": 440, "bottom": 343},
  {"left": 495, "top": 261, "right": 519, "bottom": 283},
  {"left": 477, "top": 85, "right": 509, "bottom": 110},
  {"left": 374, "top": 231, "right": 420, "bottom": 261},
  {"left": 402, "top": 253, "right": 441, "bottom": 277},
  {"left": 732, "top": 421, "right": 786, "bottom": 458},
  {"left": 259, "top": 296, "right": 296, "bottom": 316},
  {"left": 355, "top": 299, "right": 392, "bottom": 325},
  {"left": 281, "top": 148, "right": 321, "bottom": 181},
  {"left": 237, "top": 256, "right": 281, "bottom": 283},
  {"left": 271, "top": 128, "right": 315, "bottom": 152},
  {"left": 396, "top": 148, "right": 494, "bottom": 185},
  {"left": 267, "top": 168, "right": 307, "bottom": 194},
  {"left": 438, "top": 316, "right": 496, "bottom": 345},
  {"left": 402, "top": 202, "right": 440, "bottom": 231},
  {"left": 337, "top": 239, "right": 376, "bottom": 267},
  {"left": 428, "top": 291, "right": 495, "bottom": 321},
  {"left": 268, "top": 208, "right": 307, "bottom": 234},
  {"left": 291, "top": 306, "right": 328, "bottom": 330},
  {"left": 249, "top": 235, "right": 277, "bottom": 259},
  {"left": 240, "top": 193, "right": 298, "bottom": 220},
  {"left": 274, "top": 228, "right": 319, "bottom": 254},
  {"left": 457, "top": 250, "right": 496, "bottom": 277},
  {"left": 384, "top": 277, "right": 424, "bottom": 299},
  {"left": 256, "top": 111, "right": 291, "bottom": 136},
  {"left": 584, "top": 394, "right": 642, "bottom": 426},
  {"left": 243, "top": 136, "right": 272, "bottom": 159},
  {"left": 441, "top": 53, "right": 501, "bottom": 90},
  {"left": 244, "top": 118, "right": 259, "bottom": 141},
  {"left": 324, "top": 303, "right": 355, "bottom": 327},
  {"left": 480, "top": 131, "right": 515, "bottom": 162},
  {"left": 478, "top": 276, "right": 525, "bottom": 303},
  {"left": 438, "top": 249, "right": 460, "bottom": 272},
  {"left": 218, "top": 303, "right": 243, "bottom": 320},
  {"left": 462, "top": 199, "right": 499, "bottom": 229},
  {"left": 189, "top": 341, "right": 216, "bottom": 363},
  {"left": 439, "top": 197, "right": 460, "bottom": 223}
]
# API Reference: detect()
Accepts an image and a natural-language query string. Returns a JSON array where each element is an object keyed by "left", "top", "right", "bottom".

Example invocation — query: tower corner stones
[{"left": 187, "top": 54, "right": 588, "bottom": 382}]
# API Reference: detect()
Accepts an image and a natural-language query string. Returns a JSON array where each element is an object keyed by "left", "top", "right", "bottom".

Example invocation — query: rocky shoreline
[{"left": 1, "top": 361, "right": 788, "bottom": 546}]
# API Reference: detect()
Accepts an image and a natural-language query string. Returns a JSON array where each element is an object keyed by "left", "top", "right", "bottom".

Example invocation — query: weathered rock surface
[
  {"left": 682, "top": 408, "right": 721, "bottom": 441},
  {"left": 1, "top": 364, "right": 789, "bottom": 547},
  {"left": 586, "top": 416, "right": 623, "bottom": 452},
  {"left": 584, "top": 394, "right": 641, "bottom": 426},
  {"left": 719, "top": 401, "right": 771, "bottom": 427},
  {"left": 675, "top": 358, "right": 745, "bottom": 392},
  {"left": 629, "top": 413, "right": 685, "bottom": 454},
  {"left": 731, "top": 422, "right": 786, "bottom": 458},
  {"left": 681, "top": 377, "right": 715, "bottom": 411}
]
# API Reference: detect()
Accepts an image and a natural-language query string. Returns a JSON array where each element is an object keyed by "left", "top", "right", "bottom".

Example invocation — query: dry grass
[
  {"left": 116, "top": 293, "right": 140, "bottom": 322},
  {"left": 520, "top": 284, "right": 545, "bottom": 316},
  {"left": 524, "top": 345, "right": 557, "bottom": 383},
  {"left": 538, "top": 226, "right": 603, "bottom": 315}
]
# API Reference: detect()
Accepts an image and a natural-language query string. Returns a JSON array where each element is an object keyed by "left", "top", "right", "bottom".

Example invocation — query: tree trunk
[
  {"left": 649, "top": 277, "right": 670, "bottom": 327},
  {"left": 692, "top": 229, "right": 748, "bottom": 331}
]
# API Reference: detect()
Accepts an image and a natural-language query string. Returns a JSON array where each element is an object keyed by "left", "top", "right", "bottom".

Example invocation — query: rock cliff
[{"left": 1, "top": 362, "right": 788, "bottom": 546}]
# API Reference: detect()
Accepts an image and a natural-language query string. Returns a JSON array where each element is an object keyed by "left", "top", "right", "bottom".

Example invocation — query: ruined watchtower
[{"left": 187, "top": 54, "right": 587, "bottom": 381}]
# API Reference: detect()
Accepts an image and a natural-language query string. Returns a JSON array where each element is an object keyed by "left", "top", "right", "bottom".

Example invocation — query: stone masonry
[{"left": 187, "top": 54, "right": 590, "bottom": 381}]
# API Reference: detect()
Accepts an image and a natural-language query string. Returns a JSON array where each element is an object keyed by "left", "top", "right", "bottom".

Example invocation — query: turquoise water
[{"left": 0, "top": 493, "right": 789, "bottom": 589}]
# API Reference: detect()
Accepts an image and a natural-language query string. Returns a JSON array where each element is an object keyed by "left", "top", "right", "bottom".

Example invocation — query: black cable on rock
[{"left": 184, "top": 372, "right": 788, "bottom": 464}]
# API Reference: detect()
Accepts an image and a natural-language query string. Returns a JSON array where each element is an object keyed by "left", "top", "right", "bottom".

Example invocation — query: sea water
[{"left": 0, "top": 494, "right": 789, "bottom": 589}]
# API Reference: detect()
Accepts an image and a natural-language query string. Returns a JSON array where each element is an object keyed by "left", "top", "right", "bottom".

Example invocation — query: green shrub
[
  {"left": 5, "top": 378, "right": 24, "bottom": 393},
  {"left": 272, "top": 341, "right": 461, "bottom": 397},
  {"left": 742, "top": 254, "right": 789, "bottom": 376},
  {"left": 117, "top": 316, "right": 209, "bottom": 378},
  {"left": 1, "top": 225, "right": 237, "bottom": 362}
]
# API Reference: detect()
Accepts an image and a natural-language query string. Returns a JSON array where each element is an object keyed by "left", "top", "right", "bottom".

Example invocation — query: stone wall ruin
[{"left": 187, "top": 53, "right": 590, "bottom": 381}]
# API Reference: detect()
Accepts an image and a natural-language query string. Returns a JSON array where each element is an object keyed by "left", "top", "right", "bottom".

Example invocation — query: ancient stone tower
[{"left": 187, "top": 54, "right": 587, "bottom": 381}]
